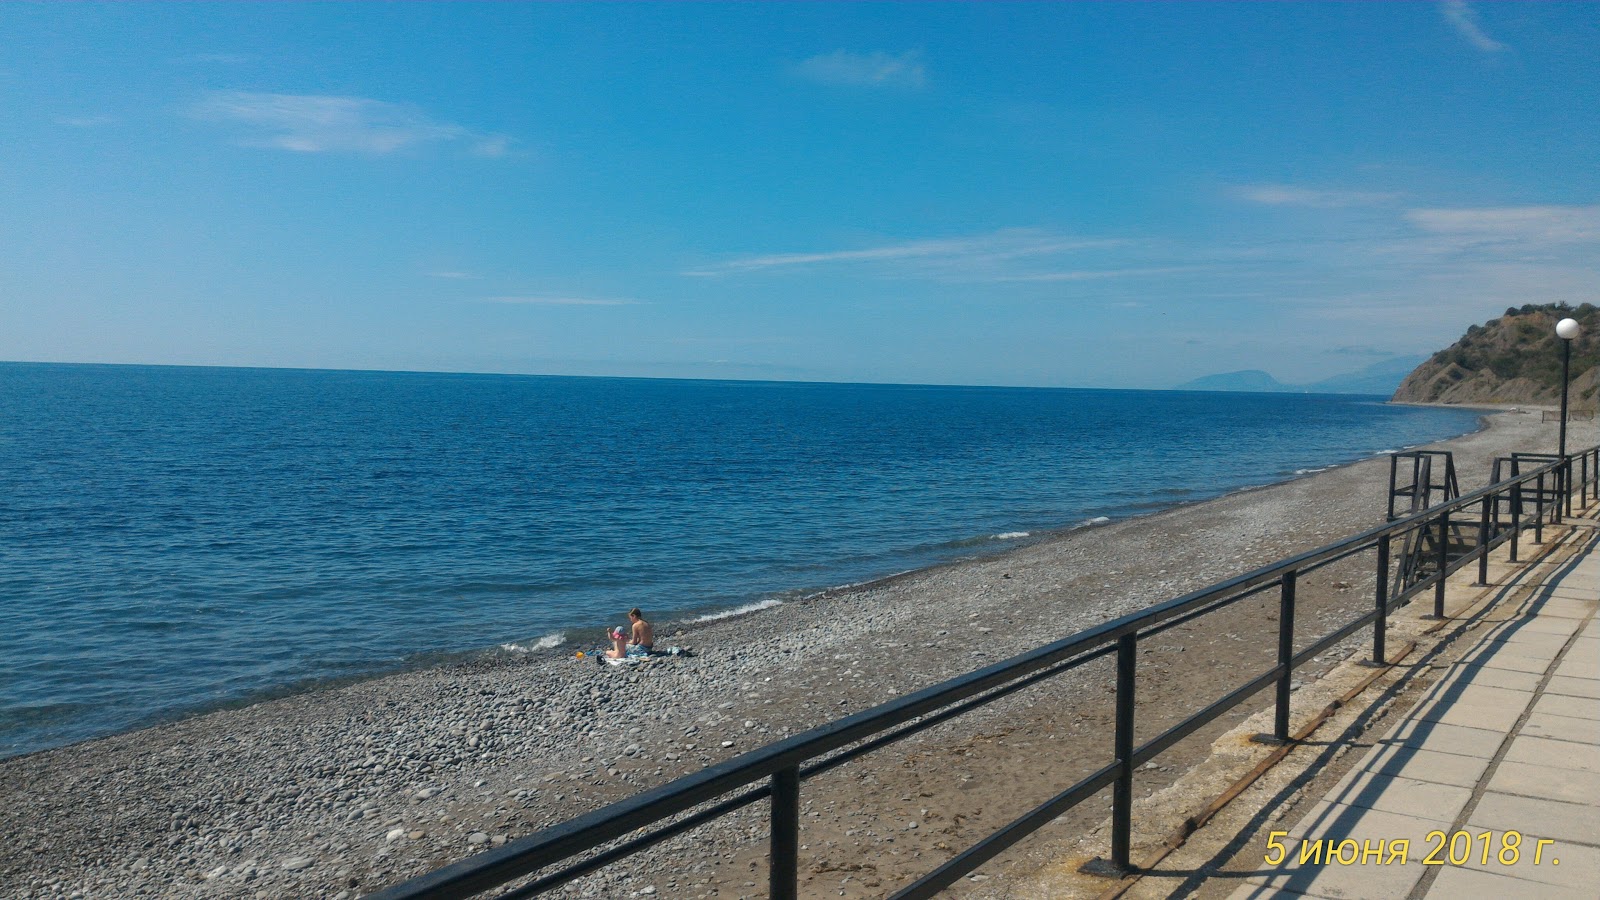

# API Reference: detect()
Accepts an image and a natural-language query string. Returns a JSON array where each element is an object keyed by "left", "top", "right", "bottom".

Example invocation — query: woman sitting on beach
[{"left": 605, "top": 608, "right": 654, "bottom": 659}]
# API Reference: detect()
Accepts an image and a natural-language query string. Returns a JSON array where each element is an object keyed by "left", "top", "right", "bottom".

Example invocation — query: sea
[{"left": 0, "top": 362, "right": 1485, "bottom": 759}]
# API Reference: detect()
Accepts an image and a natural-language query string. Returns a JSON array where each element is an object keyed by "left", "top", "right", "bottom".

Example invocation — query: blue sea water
[{"left": 0, "top": 363, "right": 1483, "bottom": 758}]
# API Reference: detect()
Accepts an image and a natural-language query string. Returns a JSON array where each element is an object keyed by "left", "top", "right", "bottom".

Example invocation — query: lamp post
[{"left": 1556, "top": 317, "right": 1581, "bottom": 514}]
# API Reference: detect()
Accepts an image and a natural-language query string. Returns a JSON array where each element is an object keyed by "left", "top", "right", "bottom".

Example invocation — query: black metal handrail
[{"left": 368, "top": 443, "right": 1599, "bottom": 900}]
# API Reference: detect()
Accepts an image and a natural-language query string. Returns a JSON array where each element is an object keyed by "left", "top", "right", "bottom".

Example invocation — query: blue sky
[{"left": 3, "top": 2, "right": 1597, "bottom": 388}]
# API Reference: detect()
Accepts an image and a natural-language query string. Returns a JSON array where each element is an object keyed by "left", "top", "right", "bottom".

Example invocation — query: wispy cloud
[
  {"left": 479, "top": 296, "right": 639, "bottom": 306},
  {"left": 794, "top": 50, "right": 926, "bottom": 89},
  {"left": 1442, "top": 1, "right": 1507, "bottom": 53},
  {"left": 192, "top": 91, "right": 512, "bottom": 155},
  {"left": 179, "top": 53, "right": 252, "bottom": 65},
  {"left": 471, "top": 135, "right": 513, "bottom": 158},
  {"left": 686, "top": 230, "right": 1124, "bottom": 280},
  {"left": 997, "top": 266, "right": 1211, "bottom": 283},
  {"left": 1237, "top": 183, "right": 1400, "bottom": 208},
  {"left": 428, "top": 271, "right": 479, "bottom": 280},
  {"left": 1405, "top": 205, "right": 1600, "bottom": 245},
  {"left": 54, "top": 115, "right": 119, "bottom": 128}
]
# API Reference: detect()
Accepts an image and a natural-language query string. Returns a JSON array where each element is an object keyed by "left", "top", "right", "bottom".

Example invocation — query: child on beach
[{"left": 605, "top": 608, "right": 654, "bottom": 659}]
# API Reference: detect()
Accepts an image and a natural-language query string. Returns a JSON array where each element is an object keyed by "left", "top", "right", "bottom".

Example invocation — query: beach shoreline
[
  {"left": 8, "top": 403, "right": 1486, "bottom": 766},
  {"left": 2, "top": 408, "right": 1584, "bottom": 899}
]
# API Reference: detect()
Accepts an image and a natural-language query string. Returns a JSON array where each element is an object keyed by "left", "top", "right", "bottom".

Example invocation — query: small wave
[
  {"left": 1082, "top": 516, "right": 1111, "bottom": 527},
  {"left": 993, "top": 531, "right": 1030, "bottom": 540},
  {"left": 691, "top": 598, "right": 782, "bottom": 624},
  {"left": 1372, "top": 449, "right": 1398, "bottom": 457},
  {"left": 499, "top": 632, "right": 565, "bottom": 653},
  {"left": 1294, "top": 466, "right": 1331, "bottom": 475}
]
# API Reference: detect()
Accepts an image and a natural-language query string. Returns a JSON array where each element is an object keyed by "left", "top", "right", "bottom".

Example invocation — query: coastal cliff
[{"left": 1392, "top": 303, "right": 1599, "bottom": 409}]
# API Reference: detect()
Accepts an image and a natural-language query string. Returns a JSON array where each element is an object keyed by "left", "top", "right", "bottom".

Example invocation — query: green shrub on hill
[{"left": 1392, "top": 302, "right": 1598, "bottom": 406}]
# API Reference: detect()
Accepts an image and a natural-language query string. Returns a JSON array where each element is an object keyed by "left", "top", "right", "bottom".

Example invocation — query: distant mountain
[
  {"left": 1304, "top": 355, "right": 1429, "bottom": 395},
  {"left": 1391, "top": 303, "right": 1598, "bottom": 408},
  {"left": 1176, "top": 370, "right": 1292, "bottom": 392},
  {"left": 1176, "top": 355, "right": 1427, "bottom": 396}
]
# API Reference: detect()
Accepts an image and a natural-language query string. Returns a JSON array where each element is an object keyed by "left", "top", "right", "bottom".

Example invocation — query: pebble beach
[{"left": 0, "top": 408, "right": 1573, "bottom": 900}]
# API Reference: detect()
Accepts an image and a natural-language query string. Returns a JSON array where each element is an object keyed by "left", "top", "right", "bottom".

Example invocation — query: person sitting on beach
[{"left": 605, "top": 608, "right": 654, "bottom": 659}]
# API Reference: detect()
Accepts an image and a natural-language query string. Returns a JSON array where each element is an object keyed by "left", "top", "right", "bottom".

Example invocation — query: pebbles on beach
[{"left": 0, "top": 411, "right": 1567, "bottom": 899}]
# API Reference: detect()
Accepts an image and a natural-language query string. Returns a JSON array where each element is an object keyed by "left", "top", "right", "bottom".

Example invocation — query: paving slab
[
  {"left": 1242, "top": 804, "right": 1442, "bottom": 900},
  {"left": 1440, "top": 662, "right": 1541, "bottom": 691},
  {"left": 1413, "top": 695, "right": 1523, "bottom": 732},
  {"left": 1502, "top": 733, "right": 1600, "bottom": 773},
  {"left": 1485, "top": 630, "right": 1572, "bottom": 652},
  {"left": 1467, "top": 791, "right": 1600, "bottom": 847},
  {"left": 1461, "top": 651, "right": 1548, "bottom": 674},
  {"left": 1287, "top": 800, "right": 1458, "bottom": 850},
  {"left": 1495, "top": 616, "right": 1582, "bottom": 637},
  {"left": 1484, "top": 759, "right": 1600, "bottom": 804},
  {"left": 1238, "top": 854, "right": 1425, "bottom": 900},
  {"left": 1323, "top": 771, "right": 1474, "bottom": 819},
  {"left": 1468, "top": 636, "right": 1567, "bottom": 663},
  {"left": 1378, "top": 721, "right": 1504, "bottom": 759},
  {"left": 1425, "top": 836, "right": 1598, "bottom": 887},
  {"left": 1553, "top": 645, "right": 1598, "bottom": 680},
  {"left": 1353, "top": 745, "right": 1491, "bottom": 788},
  {"left": 1533, "top": 692, "right": 1599, "bottom": 720},
  {"left": 1427, "top": 864, "right": 1596, "bottom": 900},
  {"left": 1519, "top": 709, "right": 1600, "bottom": 743},
  {"left": 1519, "top": 597, "right": 1594, "bottom": 619},
  {"left": 1545, "top": 674, "right": 1600, "bottom": 698}
]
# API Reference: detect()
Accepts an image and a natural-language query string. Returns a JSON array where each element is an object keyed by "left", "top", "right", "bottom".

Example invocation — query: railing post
[
  {"left": 1510, "top": 482, "right": 1522, "bottom": 563},
  {"left": 1534, "top": 473, "right": 1545, "bottom": 544},
  {"left": 1476, "top": 496, "right": 1491, "bottom": 586},
  {"left": 1113, "top": 630, "right": 1139, "bottom": 871},
  {"left": 1555, "top": 464, "right": 1566, "bottom": 524},
  {"left": 1387, "top": 454, "right": 1399, "bottom": 521},
  {"left": 1431, "top": 510, "right": 1448, "bottom": 618},
  {"left": 1586, "top": 450, "right": 1593, "bottom": 504},
  {"left": 770, "top": 766, "right": 800, "bottom": 900},
  {"left": 1370, "top": 536, "right": 1390, "bottom": 666},
  {"left": 1583, "top": 450, "right": 1591, "bottom": 504},
  {"left": 1253, "top": 571, "right": 1297, "bottom": 744},
  {"left": 1110, "top": 632, "right": 1137, "bottom": 872},
  {"left": 1565, "top": 458, "right": 1573, "bottom": 518}
]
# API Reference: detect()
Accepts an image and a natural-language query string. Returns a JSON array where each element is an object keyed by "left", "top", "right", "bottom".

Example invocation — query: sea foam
[
  {"left": 500, "top": 632, "right": 566, "bottom": 653},
  {"left": 691, "top": 598, "right": 782, "bottom": 623},
  {"left": 993, "top": 531, "right": 1030, "bottom": 540}
]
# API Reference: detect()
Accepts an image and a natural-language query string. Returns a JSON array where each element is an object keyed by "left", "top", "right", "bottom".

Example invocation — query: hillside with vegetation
[{"left": 1391, "top": 303, "right": 1599, "bottom": 409}]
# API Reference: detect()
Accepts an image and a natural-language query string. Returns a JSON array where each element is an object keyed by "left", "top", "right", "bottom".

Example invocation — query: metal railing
[{"left": 369, "top": 444, "right": 1600, "bottom": 900}]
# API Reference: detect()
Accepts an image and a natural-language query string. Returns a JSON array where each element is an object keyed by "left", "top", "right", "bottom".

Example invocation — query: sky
[{"left": 2, "top": 2, "right": 1598, "bottom": 389}]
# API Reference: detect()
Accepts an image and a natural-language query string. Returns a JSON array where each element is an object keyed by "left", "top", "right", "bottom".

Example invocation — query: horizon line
[{"left": 0, "top": 357, "right": 1392, "bottom": 397}]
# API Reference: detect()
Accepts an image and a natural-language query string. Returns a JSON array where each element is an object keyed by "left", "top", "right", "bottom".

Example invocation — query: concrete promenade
[{"left": 1231, "top": 516, "right": 1598, "bottom": 899}]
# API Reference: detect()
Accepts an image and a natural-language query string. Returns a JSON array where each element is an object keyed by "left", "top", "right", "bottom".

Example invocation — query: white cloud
[
  {"left": 479, "top": 296, "right": 639, "bottom": 306},
  {"left": 1238, "top": 183, "right": 1400, "bottom": 208},
  {"left": 686, "top": 230, "right": 1123, "bottom": 279},
  {"left": 1442, "top": 1, "right": 1507, "bottom": 53},
  {"left": 192, "top": 91, "right": 511, "bottom": 155},
  {"left": 794, "top": 50, "right": 926, "bottom": 88},
  {"left": 1405, "top": 205, "right": 1600, "bottom": 245}
]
